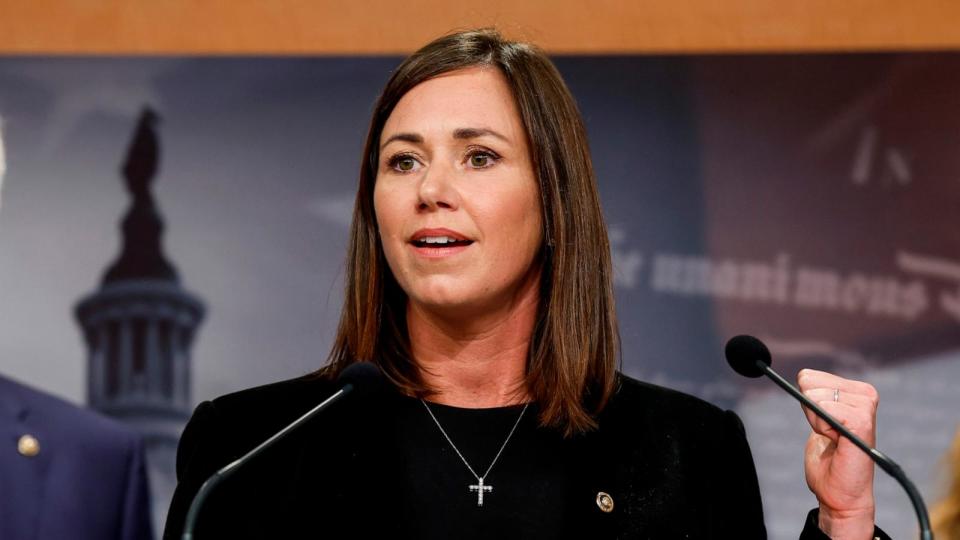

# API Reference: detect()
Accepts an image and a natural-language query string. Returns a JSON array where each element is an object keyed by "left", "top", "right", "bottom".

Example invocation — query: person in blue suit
[
  {"left": 0, "top": 126, "right": 154, "bottom": 539},
  {"left": 0, "top": 375, "right": 154, "bottom": 539}
]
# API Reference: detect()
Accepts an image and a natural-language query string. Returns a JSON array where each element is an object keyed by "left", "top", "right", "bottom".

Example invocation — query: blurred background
[{"left": 1, "top": 2, "right": 958, "bottom": 538}]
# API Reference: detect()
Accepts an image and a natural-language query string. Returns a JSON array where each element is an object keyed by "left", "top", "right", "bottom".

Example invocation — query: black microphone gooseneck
[
  {"left": 724, "top": 335, "right": 933, "bottom": 540},
  {"left": 181, "top": 362, "right": 383, "bottom": 540}
]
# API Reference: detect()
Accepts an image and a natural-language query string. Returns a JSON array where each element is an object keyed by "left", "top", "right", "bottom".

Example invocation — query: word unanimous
[{"left": 646, "top": 251, "right": 960, "bottom": 323}]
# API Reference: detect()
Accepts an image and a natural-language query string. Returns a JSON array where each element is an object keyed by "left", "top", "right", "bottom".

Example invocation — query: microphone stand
[{"left": 181, "top": 384, "right": 354, "bottom": 540}]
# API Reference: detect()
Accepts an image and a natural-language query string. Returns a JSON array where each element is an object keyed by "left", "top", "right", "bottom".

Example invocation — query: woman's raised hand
[{"left": 798, "top": 368, "right": 880, "bottom": 540}]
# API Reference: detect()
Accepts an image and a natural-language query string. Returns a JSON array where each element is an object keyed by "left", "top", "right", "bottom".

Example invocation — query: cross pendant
[{"left": 469, "top": 477, "right": 493, "bottom": 506}]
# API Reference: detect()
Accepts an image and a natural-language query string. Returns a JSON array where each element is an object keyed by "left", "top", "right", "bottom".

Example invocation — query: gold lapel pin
[
  {"left": 596, "top": 491, "right": 614, "bottom": 513},
  {"left": 17, "top": 434, "right": 40, "bottom": 457}
]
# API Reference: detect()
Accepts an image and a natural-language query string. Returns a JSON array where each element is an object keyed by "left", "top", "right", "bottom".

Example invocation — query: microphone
[
  {"left": 725, "top": 335, "right": 933, "bottom": 540},
  {"left": 181, "top": 362, "right": 384, "bottom": 540},
  {"left": 337, "top": 361, "right": 388, "bottom": 398}
]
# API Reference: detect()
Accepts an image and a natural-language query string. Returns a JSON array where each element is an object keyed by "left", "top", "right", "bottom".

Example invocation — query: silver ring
[{"left": 833, "top": 388, "right": 840, "bottom": 403}]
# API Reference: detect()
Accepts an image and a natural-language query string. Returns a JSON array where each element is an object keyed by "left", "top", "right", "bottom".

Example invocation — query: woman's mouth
[
  {"left": 409, "top": 230, "right": 474, "bottom": 257},
  {"left": 411, "top": 236, "right": 474, "bottom": 248}
]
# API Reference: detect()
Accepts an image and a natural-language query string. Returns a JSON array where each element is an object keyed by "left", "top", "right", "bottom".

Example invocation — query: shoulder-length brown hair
[{"left": 322, "top": 28, "right": 619, "bottom": 436}]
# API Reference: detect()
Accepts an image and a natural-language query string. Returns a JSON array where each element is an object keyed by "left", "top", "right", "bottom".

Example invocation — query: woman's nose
[{"left": 417, "top": 161, "right": 460, "bottom": 211}]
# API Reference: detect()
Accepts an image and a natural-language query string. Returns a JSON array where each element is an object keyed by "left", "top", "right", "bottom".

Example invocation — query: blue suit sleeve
[{"left": 120, "top": 433, "right": 154, "bottom": 540}]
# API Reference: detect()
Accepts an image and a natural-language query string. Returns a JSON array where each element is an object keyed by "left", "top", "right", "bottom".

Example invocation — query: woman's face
[{"left": 374, "top": 66, "right": 543, "bottom": 317}]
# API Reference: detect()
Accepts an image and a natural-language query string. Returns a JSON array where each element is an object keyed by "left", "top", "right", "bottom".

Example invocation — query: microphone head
[
  {"left": 337, "top": 362, "right": 387, "bottom": 398},
  {"left": 724, "top": 335, "right": 772, "bottom": 378}
]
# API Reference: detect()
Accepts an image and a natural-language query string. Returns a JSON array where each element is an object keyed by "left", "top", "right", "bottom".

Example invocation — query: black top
[
  {"left": 394, "top": 398, "right": 569, "bottom": 539},
  {"left": 163, "top": 373, "right": 890, "bottom": 539}
]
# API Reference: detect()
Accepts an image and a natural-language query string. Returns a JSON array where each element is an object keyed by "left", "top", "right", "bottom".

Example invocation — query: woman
[{"left": 164, "top": 29, "right": 887, "bottom": 539}]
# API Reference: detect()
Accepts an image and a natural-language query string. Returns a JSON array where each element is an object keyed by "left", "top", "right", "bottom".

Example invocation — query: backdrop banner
[{"left": 0, "top": 53, "right": 957, "bottom": 539}]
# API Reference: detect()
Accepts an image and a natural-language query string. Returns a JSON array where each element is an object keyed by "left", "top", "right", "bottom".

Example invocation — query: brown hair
[
  {"left": 322, "top": 28, "right": 619, "bottom": 436},
  {"left": 933, "top": 426, "right": 960, "bottom": 539}
]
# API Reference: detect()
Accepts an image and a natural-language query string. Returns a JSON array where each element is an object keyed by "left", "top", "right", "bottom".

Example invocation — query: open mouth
[{"left": 411, "top": 236, "right": 474, "bottom": 248}]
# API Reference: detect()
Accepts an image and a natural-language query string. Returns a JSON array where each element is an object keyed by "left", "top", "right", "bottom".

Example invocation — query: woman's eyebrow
[
  {"left": 380, "top": 127, "right": 509, "bottom": 151},
  {"left": 380, "top": 132, "right": 423, "bottom": 150},
  {"left": 453, "top": 127, "right": 509, "bottom": 142}
]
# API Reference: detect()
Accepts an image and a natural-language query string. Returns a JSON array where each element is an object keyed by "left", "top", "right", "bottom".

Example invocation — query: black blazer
[{"left": 163, "top": 373, "right": 884, "bottom": 539}]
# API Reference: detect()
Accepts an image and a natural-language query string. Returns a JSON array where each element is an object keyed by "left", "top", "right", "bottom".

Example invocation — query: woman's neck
[{"left": 406, "top": 279, "right": 539, "bottom": 409}]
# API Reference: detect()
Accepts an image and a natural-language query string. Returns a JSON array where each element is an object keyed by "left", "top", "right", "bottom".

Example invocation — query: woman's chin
[
  {"left": 404, "top": 273, "right": 540, "bottom": 321},
  {"left": 409, "top": 292, "right": 478, "bottom": 313},
  {"left": 407, "top": 288, "right": 505, "bottom": 319}
]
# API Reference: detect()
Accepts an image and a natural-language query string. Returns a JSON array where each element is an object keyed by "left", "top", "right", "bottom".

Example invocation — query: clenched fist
[{"left": 798, "top": 369, "right": 880, "bottom": 540}]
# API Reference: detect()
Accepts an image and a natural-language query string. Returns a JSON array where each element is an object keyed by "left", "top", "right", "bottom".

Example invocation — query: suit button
[
  {"left": 18, "top": 434, "right": 40, "bottom": 457},
  {"left": 596, "top": 491, "right": 614, "bottom": 513}
]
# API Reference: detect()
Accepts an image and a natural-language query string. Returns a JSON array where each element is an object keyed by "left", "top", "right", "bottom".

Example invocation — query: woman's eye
[
  {"left": 467, "top": 151, "right": 498, "bottom": 169},
  {"left": 388, "top": 155, "right": 421, "bottom": 173}
]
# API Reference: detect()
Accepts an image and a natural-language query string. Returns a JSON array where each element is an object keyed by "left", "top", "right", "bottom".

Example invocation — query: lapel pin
[
  {"left": 596, "top": 491, "right": 614, "bottom": 513},
  {"left": 17, "top": 434, "right": 40, "bottom": 457}
]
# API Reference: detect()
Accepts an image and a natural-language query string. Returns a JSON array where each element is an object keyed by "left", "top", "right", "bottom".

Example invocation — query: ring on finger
[{"left": 833, "top": 388, "right": 840, "bottom": 403}]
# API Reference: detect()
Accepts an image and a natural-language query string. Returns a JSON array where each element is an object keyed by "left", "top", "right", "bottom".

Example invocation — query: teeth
[{"left": 421, "top": 236, "right": 458, "bottom": 244}]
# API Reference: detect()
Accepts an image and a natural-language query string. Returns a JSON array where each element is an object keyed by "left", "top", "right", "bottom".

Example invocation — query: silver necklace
[{"left": 420, "top": 399, "right": 529, "bottom": 507}]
